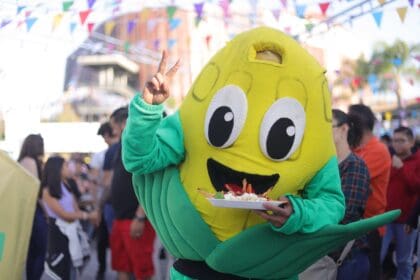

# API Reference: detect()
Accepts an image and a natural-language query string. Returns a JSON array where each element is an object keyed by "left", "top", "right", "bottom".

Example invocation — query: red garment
[
  {"left": 354, "top": 137, "right": 392, "bottom": 219},
  {"left": 110, "top": 219, "right": 155, "bottom": 279},
  {"left": 386, "top": 150, "right": 420, "bottom": 223}
]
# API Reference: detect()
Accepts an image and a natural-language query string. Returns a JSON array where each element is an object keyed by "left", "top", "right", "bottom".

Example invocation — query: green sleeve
[
  {"left": 122, "top": 95, "right": 185, "bottom": 175},
  {"left": 273, "top": 156, "right": 345, "bottom": 234}
]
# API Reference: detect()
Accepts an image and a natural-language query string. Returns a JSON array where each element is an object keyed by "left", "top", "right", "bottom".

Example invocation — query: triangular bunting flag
[
  {"left": 17, "top": 6, "right": 25, "bottom": 15},
  {"left": 408, "top": 0, "right": 414, "bottom": 7},
  {"left": 25, "top": 17, "right": 37, "bottom": 32},
  {"left": 79, "top": 10, "right": 92, "bottom": 25},
  {"left": 284, "top": 26, "right": 291, "bottom": 34},
  {"left": 194, "top": 2, "right": 205, "bottom": 18},
  {"left": 87, "top": 22, "right": 95, "bottom": 33},
  {"left": 127, "top": 20, "right": 136, "bottom": 34},
  {"left": 205, "top": 35, "right": 212, "bottom": 49},
  {"left": 377, "top": 0, "right": 385, "bottom": 5},
  {"left": 295, "top": 4, "right": 307, "bottom": 18},
  {"left": 25, "top": 11, "right": 32, "bottom": 18},
  {"left": 104, "top": 21, "right": 116, "bottom": 36},
  {"left": 220, "top": 0, "right": 230, "bottom": 18},
  {"left": 167, "top": 6, "right": 177, "bottom": 20},
  {"left": 396, "top": 7, "right": 407, "bottom": 23},
  {"left": 112, "top": 7, "right": 120, "bottom": 15},
  {"left": 124, "top": 41, "right": 130, "bottom": 53},
  {"left": 70, "top": 22, "right": 77, "bottom": 34},
  {"left": 52, "top": 14, "right": 63, "bottom": 31},
  {"left": 319, "top": 2, "right": 330, "bottom": 16},
  {"left": 153, "top": 39, "right": 160, "bottom": 50},
  {"left": 414, "top": 55, "right": 420, "bottom": 62},
  {"left": 372, "top": 11, "right": 383, "bottom": 27},
  {"left": 0, "top": 20, "right": 12, "bottom": 29},
  {"left": 272, "top": 9, "right": 280, "bottom": 21},
  {"left": 169, "top": 18, "right": 181, "bottom": 31},
  {"left": 280, "top": 0, "right": 287, "bottom": 8},
  {"left": 168, "top": 38, "right": 177, "bottom": 49},
  {"left": 87, "top": 0, "right": 96, "bottom": 9},
  {"left": 63, "top": 1, "right": 74, "bottom": 12},
  {"left": 305, "top": 23, "right": 314, "bottom": 32}
]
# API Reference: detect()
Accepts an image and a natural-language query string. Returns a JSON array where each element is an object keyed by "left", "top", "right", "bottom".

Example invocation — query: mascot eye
[
  {"left": 205, "top": 85, "right": 248, "bottom": 148},
  {"left": 260, "top": 98, "right": 305, "bottom": 161}
]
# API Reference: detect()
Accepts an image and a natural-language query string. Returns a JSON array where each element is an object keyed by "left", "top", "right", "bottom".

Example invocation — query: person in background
[
  {"left": 90, "top": 122, "right": 118, "bottom": 280},
  {"left": 18, "top": 134, "right": 47, "bottom": 280},
  {"left": 42, "top": 156, "right": 98, "bottom": 279},
  {"left": 109, "top": 107, "right": 156, "bottom": 280},
  {"left": 380, "top": 126, "right": 420, "bottom": 280},
  {"left": 405, "top": 199, "right": 420, "bottom": 280},
  {"left": 348, "top": 104, "right": 392, "bottom": 280},
  {"left": 380, "top": 134, "right": 395, "bottom": 155},
  {"left": 331, "top": 109, "right": 371, "bottom": 280}
]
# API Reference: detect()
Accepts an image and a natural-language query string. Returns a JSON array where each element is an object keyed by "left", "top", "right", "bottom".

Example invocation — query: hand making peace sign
[{"left": 143, "top": 50, "right": 181, "bottom": 105}]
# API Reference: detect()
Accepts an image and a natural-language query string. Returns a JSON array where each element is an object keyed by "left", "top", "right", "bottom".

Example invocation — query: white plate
[{"left": 207, "top": 198, "right": 287, "bottom": 210}]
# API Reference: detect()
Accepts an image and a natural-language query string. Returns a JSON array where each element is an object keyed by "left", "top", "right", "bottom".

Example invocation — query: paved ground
[{"left": 41, "top": 239, "right": 172, "bottom": 280}]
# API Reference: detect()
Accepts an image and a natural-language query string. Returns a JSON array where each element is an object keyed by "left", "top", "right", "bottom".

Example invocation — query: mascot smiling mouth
[{"left": 207, "top": 158, "right": 279, "bottom": 195}]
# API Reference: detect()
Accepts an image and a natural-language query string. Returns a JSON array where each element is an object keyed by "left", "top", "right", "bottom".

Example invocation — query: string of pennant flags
[
  {"left": 1, "top": 0, "right": 418, "bottom": 35},
  {"left": 0, "top": 0, "right": 418, "bottom": 69}
]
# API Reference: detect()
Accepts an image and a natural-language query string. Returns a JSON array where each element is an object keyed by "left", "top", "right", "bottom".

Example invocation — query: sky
[{"left": 0, "top": 1, "right": 418, "bottom": 107}]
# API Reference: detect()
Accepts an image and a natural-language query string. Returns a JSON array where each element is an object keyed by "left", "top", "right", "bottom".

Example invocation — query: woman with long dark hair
[
  {"left": 18, "top": 134, "right": 47, "bottom": 280},
  {"left": 42, "top": 156, "right": 97, "bottom": 279}
]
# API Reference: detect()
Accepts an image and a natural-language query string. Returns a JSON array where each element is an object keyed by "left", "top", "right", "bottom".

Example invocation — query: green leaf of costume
[
  {"left": 132, "top": 167, "right": 220, "bottom": 260},
  {"left": 206, "top": 210, "right": 400, "bottom": 279}
]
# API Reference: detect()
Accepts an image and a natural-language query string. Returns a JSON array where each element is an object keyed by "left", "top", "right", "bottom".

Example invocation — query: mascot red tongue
[{"left": 122, "top": 27, "right": 399, "bottom": 279}]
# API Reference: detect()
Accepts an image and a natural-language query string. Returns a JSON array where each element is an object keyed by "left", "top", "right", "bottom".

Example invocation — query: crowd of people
[{"left": 18, "top": 99, "right": 420, "bottom": 280}]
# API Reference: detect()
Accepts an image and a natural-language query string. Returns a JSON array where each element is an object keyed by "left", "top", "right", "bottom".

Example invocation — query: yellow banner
[{"left": 0, "top": 151, "right": 39, "bottom": 279}]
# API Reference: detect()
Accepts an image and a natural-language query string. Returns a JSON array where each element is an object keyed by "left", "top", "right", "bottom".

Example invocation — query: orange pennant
[{"left": 396, "top": 7, "right": 407, "bottom": 23}]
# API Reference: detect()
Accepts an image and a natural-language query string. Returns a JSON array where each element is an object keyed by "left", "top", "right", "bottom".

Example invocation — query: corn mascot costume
[{"left": 122, "top": 27, "right": 399, "bottom": 279}]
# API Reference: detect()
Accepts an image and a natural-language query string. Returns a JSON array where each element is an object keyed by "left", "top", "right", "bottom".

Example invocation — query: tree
[{"left": 335, "top": 40, "right": 420, "bottom": 124}]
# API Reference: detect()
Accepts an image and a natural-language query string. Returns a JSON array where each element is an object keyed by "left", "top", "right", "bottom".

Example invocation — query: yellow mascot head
[{"left": 178, "top": 27, "right": 335, "bottom": 241}]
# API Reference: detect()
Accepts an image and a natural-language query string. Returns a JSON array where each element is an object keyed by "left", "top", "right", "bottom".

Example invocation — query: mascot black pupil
[
  {"left": 209, "top": 106, "right": 234, "bottom": 147},
  {"left": 267, "top": 118, "right": 295, "bottom": 159}
]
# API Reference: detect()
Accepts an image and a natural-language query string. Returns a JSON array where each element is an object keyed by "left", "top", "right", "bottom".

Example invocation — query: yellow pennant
[
  {"left": 377, "top": 0, "right": 385, "bottom": 4},
  {"left": 105, "top": 21, "right": 116, "bottom": 36},
  {"left": 52, "top": 13, "right": 63, "bottom": 31},
  {"left": 396, "top": 7, "right": 407, "bottom": 23}
]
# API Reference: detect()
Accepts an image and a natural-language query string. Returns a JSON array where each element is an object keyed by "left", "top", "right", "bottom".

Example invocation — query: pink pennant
[
  {"left": 319, "top": 2, "right": 330, "bottom": 16},
  {"left": 414, "top": 55, "right": 420, "bottom": 62},
  {"left": 219, "top": 0, "right": 230, "bottom": 18},
  {"left": 87, "top": 22, "right": 95, "bottom": 33},
  {"left": 79, "top": 9, "right": 91, "bottom": 25},
  {"left": 25, "top": 11, "right": 32, "bottom": 18}
]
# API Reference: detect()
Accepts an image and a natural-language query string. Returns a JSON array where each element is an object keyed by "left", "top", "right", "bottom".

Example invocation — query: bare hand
[
  {"left": 130, "top": 219, "right": 145, "bottom": 239},
  {"left": 88, "top": 211, "right": 100, "bottom": 227},
  {"left": 143, "top": 50, "right": 180, "bottom": 105},
  {"left": 254, "top": 197, "right": 293, "bottom": 228},
  {"left": 392, "top": 155, "right": 404, "bottom": 169}
]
